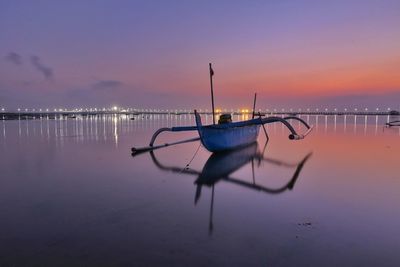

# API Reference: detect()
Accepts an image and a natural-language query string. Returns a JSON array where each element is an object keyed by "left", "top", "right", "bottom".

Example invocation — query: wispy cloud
[
  {"left": 4, "top": 52, "right": 22, "bottom": 65},
  {"left": 30, "top": 56, "right": 54, "bottom": 80}
]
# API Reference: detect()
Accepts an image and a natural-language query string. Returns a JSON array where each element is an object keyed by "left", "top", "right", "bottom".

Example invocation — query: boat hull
[{"left": 199, "top": 124, "right": 260, "bottom": 152}]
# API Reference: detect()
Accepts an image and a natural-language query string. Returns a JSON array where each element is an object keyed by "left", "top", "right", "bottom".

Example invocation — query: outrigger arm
[
  {"left": 131, "top": 126, "right": 199, "bottom": 155},
  {"left": 260, "top": 116, "right": 313, "bottom": 140}
]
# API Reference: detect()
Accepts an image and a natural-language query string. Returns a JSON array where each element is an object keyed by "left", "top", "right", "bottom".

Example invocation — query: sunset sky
[{"left": 1, "top": 0, "right": 399, "bottom": 110}]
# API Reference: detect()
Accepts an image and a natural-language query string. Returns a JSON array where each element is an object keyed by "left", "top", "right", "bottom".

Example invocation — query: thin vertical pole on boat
[
  {"left": 252, "top": 92, "right": 257, "bottom": 119},
  {"left": 209, "top": 63, "right": 216, "bottom": 124}
]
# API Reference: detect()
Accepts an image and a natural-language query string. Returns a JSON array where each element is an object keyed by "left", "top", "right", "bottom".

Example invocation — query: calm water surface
[{"left": 0, "top": 114, "right": 399, "bottom": 266}]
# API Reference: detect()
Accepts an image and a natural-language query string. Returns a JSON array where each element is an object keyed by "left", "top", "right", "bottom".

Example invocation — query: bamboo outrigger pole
[{"left": 209, "top": 63, "right": 215, "bottom": 124}]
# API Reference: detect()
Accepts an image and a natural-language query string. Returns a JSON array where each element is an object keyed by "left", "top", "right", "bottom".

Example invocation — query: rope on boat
[{"left": 181, "top": 143, "right": 201, "bottom": 173}]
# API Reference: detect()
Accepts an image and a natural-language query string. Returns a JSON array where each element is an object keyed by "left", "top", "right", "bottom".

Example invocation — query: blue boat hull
[{"left": 198, "top": 124, "right": 260, "bottom": 152}]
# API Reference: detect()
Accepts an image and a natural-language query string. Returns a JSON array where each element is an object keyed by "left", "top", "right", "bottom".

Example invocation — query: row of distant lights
[
  {"left": 0, "top": 107, "right": 394, "bottom": 112},
  {"left": 1, "top": 106, "right": 122, "bottom": 112},
  {"left": 265, "top": 108, "right": 392, "bottom": 112}
]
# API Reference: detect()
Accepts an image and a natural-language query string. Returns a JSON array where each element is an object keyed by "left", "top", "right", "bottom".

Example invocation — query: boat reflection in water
[{"left": 147, "top": 142, "right": 312, "bottom": 234}]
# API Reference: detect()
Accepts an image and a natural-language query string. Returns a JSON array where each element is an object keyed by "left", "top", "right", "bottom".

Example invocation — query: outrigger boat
[
  {"left": 386, "top": 120, "right": 400, "bottom": 127},
  {"left": 131, "top": 63, "right": 313, "bottom": 154}
]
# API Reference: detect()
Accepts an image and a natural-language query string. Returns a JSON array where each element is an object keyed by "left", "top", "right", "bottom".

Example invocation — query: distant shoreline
[{"left": 1, "top": 110, "right": 398, "bottom": 121}]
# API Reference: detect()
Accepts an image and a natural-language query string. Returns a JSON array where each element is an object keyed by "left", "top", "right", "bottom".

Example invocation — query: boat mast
[
  {"left": 252, "top": 92, "right": 257, "bottom": 119},
  {"left": 209, "top": 63, "right": 216, "bottom": 124}
]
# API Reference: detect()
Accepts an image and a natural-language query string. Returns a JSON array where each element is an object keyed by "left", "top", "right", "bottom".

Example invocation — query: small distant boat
[
  {"left": 132, "top": 63, "right": 313, "bottom": 154},
  {"left": 386, "top": 120, "right": 400, "bottom": 127}
]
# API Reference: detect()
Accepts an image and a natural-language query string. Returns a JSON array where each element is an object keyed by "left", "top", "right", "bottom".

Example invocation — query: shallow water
[{"left": 0, "top": 114, "right": 399, "bottom": 267}]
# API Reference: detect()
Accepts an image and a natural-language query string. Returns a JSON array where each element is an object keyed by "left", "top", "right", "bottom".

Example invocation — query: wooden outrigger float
[{"left": 131, "top": 63, "right": 313, "bottom": 155}]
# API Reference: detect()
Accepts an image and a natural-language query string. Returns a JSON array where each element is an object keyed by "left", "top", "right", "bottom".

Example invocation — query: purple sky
[{"left": 1, "top": 0, "right": 399, "bottom": 110}]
